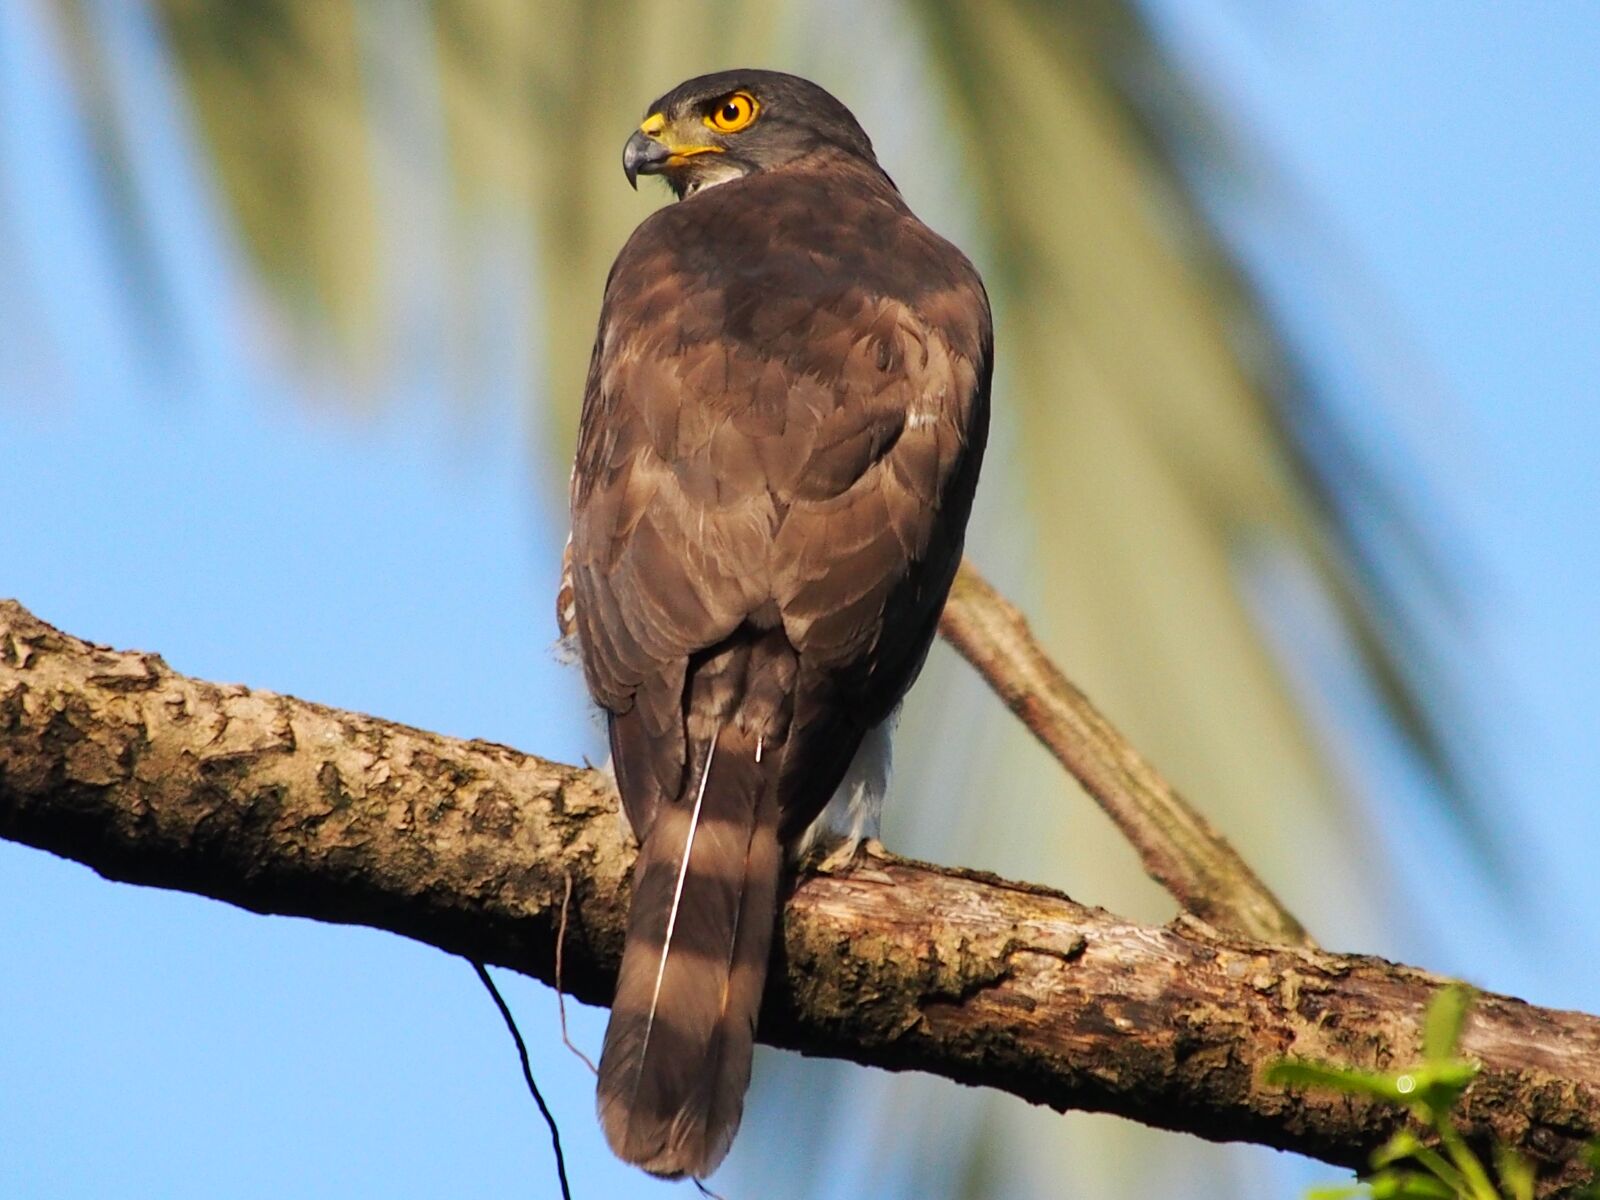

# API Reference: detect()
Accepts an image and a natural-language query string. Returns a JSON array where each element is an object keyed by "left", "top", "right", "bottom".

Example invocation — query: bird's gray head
[{"left": 622, "top": 69, "right": 878, "bottom": 199}]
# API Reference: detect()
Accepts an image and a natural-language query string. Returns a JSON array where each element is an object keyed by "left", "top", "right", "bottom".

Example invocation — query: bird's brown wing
[
  {"left": 769, "top": 286, "right": 990, "bottom": 834},
  {"left": 569, "top": 274, "right": 785, "bottom": 836}
]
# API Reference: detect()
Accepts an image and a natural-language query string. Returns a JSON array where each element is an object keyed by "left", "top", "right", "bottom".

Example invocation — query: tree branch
[
  {"left": 940, "top": 559, "right": 1312, "bottom": 947},
  {"left": 3, "top": 600, "right": 1597, "bottom": 1194}
]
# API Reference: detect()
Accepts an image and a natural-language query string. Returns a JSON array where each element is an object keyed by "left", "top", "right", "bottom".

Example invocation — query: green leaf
[
  {"left": 1367, "top": 1170, "right": 1458, "bottom": 1199},
  {"left": 1493, "top": 1145, "right": 1534, "bottom": 1200},
  {"left": 1436, "top": 1120, "right": 1502, "bottom": 1200},
  {"left": 1372, "top": 1131, "right": 1424, "bottom": 1168},
  {"left": 1402, "top": 1059, "right": 1483, "bottom": 1118},
  {"left": 1405, "top": 1142, "right": 1471, "bottom": 1198},
  {"left": 1266, "top": 1059, "right": 1411, "bottom": 1105},
  {"left": 1423, "top": 985, "right": 1477, "bottom": 1063}
]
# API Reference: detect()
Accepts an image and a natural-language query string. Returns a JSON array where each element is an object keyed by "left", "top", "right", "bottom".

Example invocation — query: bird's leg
[
  {"left": 807, "top": 833, "right": 893, "bottom": 880},
  {"left": 798, "top": 810, "right": 894, "bottom": 883},
  {"left": 793, "top": 721, "right": 896, "bottom": 882}
]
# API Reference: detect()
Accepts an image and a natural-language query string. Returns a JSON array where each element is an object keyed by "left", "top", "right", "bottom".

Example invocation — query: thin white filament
[{"left": 638, "top": 733, "right": 718, "bottom": 1062}]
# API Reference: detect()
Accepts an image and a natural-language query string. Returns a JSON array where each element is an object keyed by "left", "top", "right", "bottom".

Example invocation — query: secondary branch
[{"left": 940, "top": 560, "right": 1311, "bottom": 947}]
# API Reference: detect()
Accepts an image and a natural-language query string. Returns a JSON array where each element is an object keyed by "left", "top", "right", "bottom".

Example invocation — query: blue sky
[{"left": 2, "top": 3, "right": 1597, "bottom": 1198}]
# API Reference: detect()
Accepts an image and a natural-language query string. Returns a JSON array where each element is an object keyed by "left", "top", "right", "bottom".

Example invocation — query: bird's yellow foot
[{"left": 807, "top": 836, "right": 894, "bottom": 883}]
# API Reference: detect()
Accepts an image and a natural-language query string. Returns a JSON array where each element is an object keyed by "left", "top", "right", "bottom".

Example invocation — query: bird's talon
[{"left": 807, "top": 837, "right": 894, "bottom": 883}]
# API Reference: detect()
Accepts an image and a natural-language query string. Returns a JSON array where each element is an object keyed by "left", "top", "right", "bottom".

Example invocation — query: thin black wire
[{"left": 473, "top": 960, "right": 573, "bottom": 1200}]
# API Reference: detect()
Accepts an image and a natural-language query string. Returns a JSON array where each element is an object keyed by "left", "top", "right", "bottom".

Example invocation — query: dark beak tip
[{"left": 623, "top": 129, "right": 668, "bottom": 189}]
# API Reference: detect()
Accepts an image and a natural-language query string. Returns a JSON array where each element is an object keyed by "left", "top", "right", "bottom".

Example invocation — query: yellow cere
[
  {"left": 705, "top": 92, "right": 759, "bottom": 134},
  {"left": 638, "top": 109, "right": 724, "bottom": 160}
]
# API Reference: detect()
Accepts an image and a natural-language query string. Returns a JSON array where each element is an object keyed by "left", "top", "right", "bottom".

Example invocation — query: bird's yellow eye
[{"left": 705, "top": 92, "right": 759, "bottom": 133}]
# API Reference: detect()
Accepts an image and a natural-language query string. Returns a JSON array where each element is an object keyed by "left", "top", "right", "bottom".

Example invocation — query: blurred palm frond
[{"left": 154, "top": 0, "right": 380, "bottom": 348}]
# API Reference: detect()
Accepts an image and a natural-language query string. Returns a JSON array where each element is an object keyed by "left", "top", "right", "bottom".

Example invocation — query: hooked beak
[{"left": 622, "top": 129, "right": 671, "bottom": 189}]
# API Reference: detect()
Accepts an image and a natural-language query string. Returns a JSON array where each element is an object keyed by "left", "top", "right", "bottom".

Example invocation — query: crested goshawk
[{"left": 561, "top": 68, "right": 992, "bottom": 1179}]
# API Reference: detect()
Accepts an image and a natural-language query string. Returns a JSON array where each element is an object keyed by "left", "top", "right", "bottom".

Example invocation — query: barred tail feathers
[{"left": 596, "top": 721, "right": 782, "bottom": 1179}]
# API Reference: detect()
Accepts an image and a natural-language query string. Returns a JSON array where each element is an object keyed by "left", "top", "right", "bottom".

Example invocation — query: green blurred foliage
[{"left": 1269, "top": 985, "right": 1600, "bottom": 1200}]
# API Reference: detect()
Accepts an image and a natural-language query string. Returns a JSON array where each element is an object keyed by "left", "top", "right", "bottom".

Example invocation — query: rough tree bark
[{"left": 3, "top": 599, "right": 1598, "bottom": 1195}]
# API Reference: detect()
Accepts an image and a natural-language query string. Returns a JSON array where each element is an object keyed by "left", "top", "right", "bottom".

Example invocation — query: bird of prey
[{"left": 562, "top": 69, "right": 992, "bottom": 1179}]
